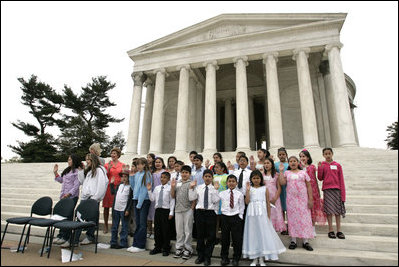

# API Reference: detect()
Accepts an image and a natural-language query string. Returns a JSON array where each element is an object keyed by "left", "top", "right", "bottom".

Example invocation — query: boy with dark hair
[
  {"left": 171, "top": 165, "right": 194, "bottom": 260},
  {"left": 193, "top": 154, "right": 206, "bottom": 185},
  {"left": 147, "top": 171, "right": 175, "bottom": 256},
  {"left": 189, "top": 151, "right": 198, "bottom": 172},
  {"left": 189, "top": 169, "right": 221, "bottom": 266},
  {"left": 172, "top": 160, "right": 184, "bottom": 181},
  {"left": 219, "top": 174, "right": 244, "bottom": 266}
]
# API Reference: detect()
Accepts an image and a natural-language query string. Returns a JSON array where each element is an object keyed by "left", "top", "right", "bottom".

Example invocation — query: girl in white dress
[{"left": 242, "top": 170, "right": 286, "bottom": 266}]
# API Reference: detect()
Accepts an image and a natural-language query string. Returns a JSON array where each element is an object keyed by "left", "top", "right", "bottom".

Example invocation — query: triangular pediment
[{"left": 128, "top": 13, "right": 346, "bottom": 57}]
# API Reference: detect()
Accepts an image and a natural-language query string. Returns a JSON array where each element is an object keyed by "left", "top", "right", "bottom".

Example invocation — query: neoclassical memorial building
[{"left": 125, "top": 13, "right": 359, "bottom": 157}]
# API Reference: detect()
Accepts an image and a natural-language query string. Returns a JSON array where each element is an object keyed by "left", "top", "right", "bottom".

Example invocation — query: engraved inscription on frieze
[{"left": 207, "top": 24, "right": 247, "bottom": 40}]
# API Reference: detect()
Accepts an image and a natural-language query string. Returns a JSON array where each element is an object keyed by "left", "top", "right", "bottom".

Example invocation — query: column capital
[
  {"left": 323, "top": 42, "right": 344, "bottom": 57},
  {"left": 144, "top": 76, "right": 154, "bottom": 87},
  {"left": 176, "top": 64, "right": 191, "bottom": 71},
  {"left": 224, "top": 97, "right": 233, "bottom": 103},
  {"left": 319, "top": 60, "right": 330, "bottom": 76},
  {"left": 262, "top": 52, "right": 279, "bottom": 63},
  {"left": 203, "top": 60, "right": 219, "bottom": 70},
  {"left": 131, "top": 72, "right": 146, "bottom": 86},
  {"left": 292, "top": 47, "right": 311, "bottom": 61},
  {"left": 233, "top": 56, "right": 249, "bottom": 67},
  {"left": 153, "top": 68, "right": 169, "bottom": 78}
]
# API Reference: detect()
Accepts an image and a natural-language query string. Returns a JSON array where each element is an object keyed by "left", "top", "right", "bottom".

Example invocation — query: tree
[
  {"left": 8, "top": 75, "right": 63, "bottom": 162},
  {"left": 385, "top": 121, "right": 398, "bottom": 150},
  {"left": 102, "top": 131, "right": 126, "bottom": 157},
  {"left": 57, "top": 76, "right": 124, "bottom": 159}
]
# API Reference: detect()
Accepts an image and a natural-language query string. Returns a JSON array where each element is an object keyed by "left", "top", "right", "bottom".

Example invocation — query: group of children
[
  {"left": 102, "top": 147, "right": 346, "bottom": 266},
  {"left": 52, "top": 145, "right": 346, "bottom": 266}
]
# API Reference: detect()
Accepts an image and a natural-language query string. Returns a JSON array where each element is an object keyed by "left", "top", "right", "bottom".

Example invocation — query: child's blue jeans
[
  {"left": 111, "top": 210, "right": 129, "bottom": 247},
  {"left": 132, "top": 199, "right": 150, "bottom": 249}
]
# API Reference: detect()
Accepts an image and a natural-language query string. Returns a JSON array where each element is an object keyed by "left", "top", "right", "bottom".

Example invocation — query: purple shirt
[{"left": 55, "top": 170, "right": 80, "bottom": 199}]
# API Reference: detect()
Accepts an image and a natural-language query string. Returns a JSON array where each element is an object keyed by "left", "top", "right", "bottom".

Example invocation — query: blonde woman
[{"left": 89, "top": 143, "right": 105, "bottom": 166}]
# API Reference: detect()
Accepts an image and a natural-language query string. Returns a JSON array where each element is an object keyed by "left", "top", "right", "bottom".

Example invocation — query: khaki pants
[{"left": 175, "top": 209, "right": 193, "bottom": 252}]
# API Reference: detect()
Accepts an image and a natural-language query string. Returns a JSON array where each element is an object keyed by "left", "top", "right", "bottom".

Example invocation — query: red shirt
[{"left": 317, "top": 161, "right": 346, "bottom": 202}]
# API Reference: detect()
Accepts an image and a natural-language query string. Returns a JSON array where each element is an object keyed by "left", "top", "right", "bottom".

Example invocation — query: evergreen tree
[
  {"left": 57, "top": 76, "right": 124, "bottom": 159},
  {"left": 385, "top": 121, "right": 398, "bottom": 150},
  {"left": 102, "top": 131, "right": 126, "bottom": 157},
  {"left": 8, "top": 75, "right": 63, "bottom": 162}
]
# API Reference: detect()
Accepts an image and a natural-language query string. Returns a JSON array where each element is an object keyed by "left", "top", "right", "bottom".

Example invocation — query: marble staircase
[{"left": 1, "top": 147, "right": 398, "bottom": 265}]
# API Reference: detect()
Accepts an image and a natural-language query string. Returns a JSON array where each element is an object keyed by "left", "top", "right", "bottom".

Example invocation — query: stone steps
[
  {"left": 2, "top": 216, "right": 397, "bottom": 238},
  {"left": 346, "top": 195, "right": 398, "bottom": 205},
  {"left": 1, "top": 148, "right": 398, "bottom": 266},
  {"left": 2, "top": 231, "right": 397, "bottom": 266},
  {"left": 2, "top": 204, "right": 397, "bottom": 225},
  {"left": 2, "top": 197, "right": 396, "bottom": 214},
  {"left": 2, "top": 223, "right": 396, "bottom": 253}
]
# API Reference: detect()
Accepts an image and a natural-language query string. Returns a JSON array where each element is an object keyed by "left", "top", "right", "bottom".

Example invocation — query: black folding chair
[
  {"left": 1, "top": 196, "right": 52, "bottom": 253},
  {"left": 52, "top": 199, "right": 99, "bottom": 262},
  {"left": 26, "top": 198, "right": 76, "bottom": 258}
]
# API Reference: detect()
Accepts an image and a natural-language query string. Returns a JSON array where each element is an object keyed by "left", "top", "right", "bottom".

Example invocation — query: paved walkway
[{"left": 1, "top": 235, "right": 296, "bottom": 266}]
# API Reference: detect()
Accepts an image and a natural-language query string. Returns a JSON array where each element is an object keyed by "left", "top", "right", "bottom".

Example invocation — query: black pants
[
  {"left": 195, "top": 210, "right": 216, "bottom": 260},
  {"left": 154, "top": 208, "right": 171, "bottom": 252},
  {"left": 221, "top": 214, "right": 243, "bottom": 260}
]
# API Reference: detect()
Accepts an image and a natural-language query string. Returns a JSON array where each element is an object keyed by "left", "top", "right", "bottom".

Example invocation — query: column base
[
  {"left": 202, "top": 148, "right": 217, "bottom": 154},
  {"left": 173, "top": 150, "right": 188, "bottom": 159},
  {"left": 269, "top": 145, "right": 285, "bottom": 150},
  {"left": 337, "top": 143, "right": 358, "bottom": 148},
  {"left": 149, "top": 150, "right": 162, "bottom": 156},
  {"left": 303, "top": 145, "right": 320, "bottom": 149},
  {"left": 235, "top": 147, "right": 251, "bottom": 154}
]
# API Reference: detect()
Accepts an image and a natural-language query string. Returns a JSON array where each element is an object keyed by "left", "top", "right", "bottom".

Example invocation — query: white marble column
[
  {"left": 126, "top": 72, "right": 145, "bottom": 155},
  {"left": 233, "top": 56, "right": 251, "bottom": 152},
  {"left": 320, "top": 60, "right": 338, "bottom": 147},
  {"left": 248, "top": 95, "right": 256, "bottom": 150},
  {"left": 263, "top": 52, "right": 284, "bottom": 149},
  {"left": 149, "top": 69, "right": 167, "bottom": 155},
  {"left": 174, "top": 64, "right": 191, "bottom": 154},
  {"left": 317, "top": 67, "right": 332, "bottom": 147},
  {"left": 203, "top": 61, "right": 219, "bottom": 154},
  {"left": 187, "top": 74, "right": 197, "bottom": 151},
  {"left": 324, "top": 42, "right": 357, "bottom": 147},
  {"left": 195, "top": 82, "right": 205, "bottom": 152},
  {"left": 140, "top": 76, "right": 154, "bottom": 155},
  {"left": 224, "top": 98, "right": 233, "bottom": 151},
  {"left": 292, "top": 48, "right": 319, "bottom": 148}
]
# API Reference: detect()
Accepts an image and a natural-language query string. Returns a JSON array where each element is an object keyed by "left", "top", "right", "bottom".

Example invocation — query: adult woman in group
[
  {"left": 89, "top": 143, "right": 105, "bottom": 166},
  {"left": 103, "top": 147, "right": 125, "bottom": 234}
]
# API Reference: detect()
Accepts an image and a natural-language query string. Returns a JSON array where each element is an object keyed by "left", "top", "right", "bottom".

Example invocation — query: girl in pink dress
[
  {"left": 279, "top": 156, "right": 314, "bottom": 251},
  {"left": 299, "top": 149, "right": 326, "bottom": 237},
  {"left": 263, "top": 157, "right": 286, "bottom": 232}
]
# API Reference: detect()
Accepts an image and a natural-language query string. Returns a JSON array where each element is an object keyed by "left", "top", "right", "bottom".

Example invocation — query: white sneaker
[
  {"left": 149, "top": 234, "right": 154, "bottom": 239},
  {"left": 259, "top": 257, "right": 266, "bottom": 266},
  {"left": 146, "top": 233, "right": 151, "bottom": 238},
  {"left": 60, "top": 241, "right": 78, "bottom": 248},
  {"left": 250, "top": 258, "right": 258, "bottom": 266},
  {"left": 60, "top": 241, "right": 70, "bottom": 248},
  {"left": 126, "top": 246, "right": 135, "bottom": 252},
  {"left": 129, "top": 247, "right": 145, "bottom": 253},
  {"left": 53, "top": 238, "right": 66, "bottom": 244},
  {"left": 80, "top": 237, "right": 93, "bottom": 245}
]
